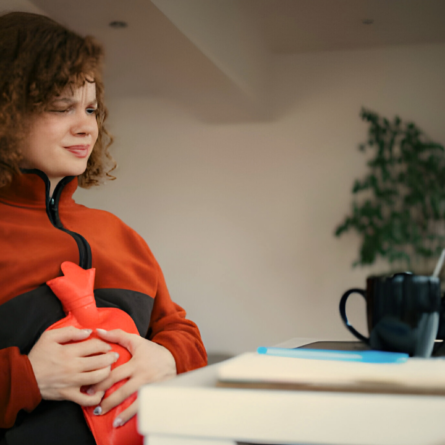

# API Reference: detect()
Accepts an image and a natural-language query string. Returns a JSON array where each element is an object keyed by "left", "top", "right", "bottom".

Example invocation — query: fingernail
[
  {"left": 93, "top": 406, "right": 102, "bottom": 415},
  {"left": 113, "top": 417, "right": 123, "bottom": 428},
  {"left": 97, "top": 328, "right": 107, "bottom": 334},
  {"left": 113, "top": 352, "right": 120, "bottom": 362},
  {"left": 86, "top": 387, "right": 95, "bottom": 395},
  {"left": 82, "top": 329, "right": 92, "bottom": 335}
]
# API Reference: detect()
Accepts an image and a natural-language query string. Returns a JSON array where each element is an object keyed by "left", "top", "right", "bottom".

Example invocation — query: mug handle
[{"left": 339, "top": 289, "right": 370, "bottom": 344}]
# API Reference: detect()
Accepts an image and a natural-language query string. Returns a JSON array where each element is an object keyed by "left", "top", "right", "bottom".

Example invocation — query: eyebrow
[{"left": 51, "top": 98, "right": 98, "bottom": 106}]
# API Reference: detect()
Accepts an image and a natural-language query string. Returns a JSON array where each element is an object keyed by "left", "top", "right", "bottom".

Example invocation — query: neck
[{"left": 49, "top": 177, "right": 64, "bottom": 198}]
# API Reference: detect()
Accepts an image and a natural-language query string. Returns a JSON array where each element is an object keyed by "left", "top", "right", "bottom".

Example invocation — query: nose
[{"left": 71, "top": 109, "right": 98, "bottom": 138}]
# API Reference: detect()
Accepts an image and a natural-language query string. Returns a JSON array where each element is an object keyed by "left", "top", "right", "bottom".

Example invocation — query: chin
[{"left": 61, "top": 160, "right": 90, "bottom": 178}]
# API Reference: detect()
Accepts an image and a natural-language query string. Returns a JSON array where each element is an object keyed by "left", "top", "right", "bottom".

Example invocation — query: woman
[{"left": 0, "top": 12, "right": 207, "bottom": 445}]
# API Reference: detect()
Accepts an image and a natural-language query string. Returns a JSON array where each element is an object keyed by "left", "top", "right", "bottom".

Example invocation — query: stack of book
[{"left": 217, "top": 348, "right": 445, "bottom": 395}]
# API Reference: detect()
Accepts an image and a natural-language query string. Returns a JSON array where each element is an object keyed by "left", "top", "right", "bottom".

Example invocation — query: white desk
[{"left": 138, "top": 338, "right": 445, "bottom": 445}]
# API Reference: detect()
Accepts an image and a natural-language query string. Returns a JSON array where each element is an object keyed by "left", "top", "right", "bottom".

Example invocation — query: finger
[
  {"left": 76, "top": 366, "right": 112, "bottom": 386},
  {"left": 98, "top": 379, "right": 139, "bottom": 415},
  {"left": 112, "top": 400, "right": 138, "bottom": 428},
  {"left": 88, "top": 361, "right": 132, "bottom": 393},
  {"left": 96, "top": 329, "right": 137, "bottom": 353},
  {"left": 66, "top": 388, "right": 105, "bottom": 407},
  {"left": 79, "top": 351, "right": 120, "bottom": 372},
  {"left": 66, "top": 338, "right": 112, "bottom": 357},
  {"left": 46, "top": 326, "right": 92, "bottom": 344}
]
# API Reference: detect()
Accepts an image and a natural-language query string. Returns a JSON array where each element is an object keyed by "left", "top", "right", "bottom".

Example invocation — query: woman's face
[{"left": 20, "top": 81, "right": 99, "bottom": 183}]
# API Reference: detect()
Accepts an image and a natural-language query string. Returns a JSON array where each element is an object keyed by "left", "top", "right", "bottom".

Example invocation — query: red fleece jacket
[{"left": 0, "top": 171, "right": 207, "bottom": 428}]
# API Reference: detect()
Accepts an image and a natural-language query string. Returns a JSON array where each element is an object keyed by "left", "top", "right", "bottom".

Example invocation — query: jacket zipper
[
  {"left": 17, "top": 169, "right": 92, "bottom": 269},
  {"left": 38, "top": 173, "right": 92, "bottom": 270}
]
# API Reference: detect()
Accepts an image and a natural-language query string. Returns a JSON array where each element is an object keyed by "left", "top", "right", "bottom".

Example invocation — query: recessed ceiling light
[
  {"left": 109, "top": 21, "right": 128, "bottom": 29},
  {"left": 362, "top": 19, "right": 374, "bottom": 25}
]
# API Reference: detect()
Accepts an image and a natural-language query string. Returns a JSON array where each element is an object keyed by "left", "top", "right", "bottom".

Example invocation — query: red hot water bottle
[{"left": 45, "top": 261, "right": 143, "bottom": 445}]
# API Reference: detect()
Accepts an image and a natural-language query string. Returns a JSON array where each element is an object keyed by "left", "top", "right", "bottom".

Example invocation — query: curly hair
[{"left": 0, "top": 12, "right": 115, "bottom": 188}]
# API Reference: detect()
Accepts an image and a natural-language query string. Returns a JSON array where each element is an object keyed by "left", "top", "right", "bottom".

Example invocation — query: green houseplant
[{"left": 335, "top": 109, "right": 445, "bottom": 273}]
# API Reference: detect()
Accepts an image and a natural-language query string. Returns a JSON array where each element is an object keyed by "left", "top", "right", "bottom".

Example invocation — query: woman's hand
[
  {"left": 28, "top": 326, "right": 119, "bottom": 406},
  {"left": 89, "top": 328, "right": 177, "bottom": 427}
]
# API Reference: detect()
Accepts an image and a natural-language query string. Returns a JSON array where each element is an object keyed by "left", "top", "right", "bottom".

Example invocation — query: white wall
[{"left": 75, "top": 42, "right": 445, "bottom": 355}]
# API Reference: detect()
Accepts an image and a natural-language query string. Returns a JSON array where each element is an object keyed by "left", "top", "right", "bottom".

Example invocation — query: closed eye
[{"left": 49, "top": 108, "right": 70, "bottom": 114}]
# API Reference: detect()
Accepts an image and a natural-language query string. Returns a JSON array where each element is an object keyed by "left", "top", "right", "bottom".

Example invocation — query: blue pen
[{"left": 257, "top": 347, "right": 408, "bottom": 363}]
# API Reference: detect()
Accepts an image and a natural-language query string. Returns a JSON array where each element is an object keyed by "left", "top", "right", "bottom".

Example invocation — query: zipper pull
[{"left": 50, "top": 197, "right": 58, "bottom": 224}]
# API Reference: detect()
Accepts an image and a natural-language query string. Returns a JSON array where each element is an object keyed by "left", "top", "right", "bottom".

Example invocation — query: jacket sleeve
[
  {"left": 0, "top": 347, "right": 41, "bottom": 428},
  {"left": 147, "top": 264, "right": 207, "bottom": 374}
]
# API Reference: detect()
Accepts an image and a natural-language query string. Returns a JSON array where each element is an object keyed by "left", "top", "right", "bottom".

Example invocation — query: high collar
[{"left": 0, "top": 169, "right": 78, "bottom": 209}]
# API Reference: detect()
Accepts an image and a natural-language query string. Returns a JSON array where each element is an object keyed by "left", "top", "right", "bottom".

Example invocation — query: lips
[{"left": 64, "top": 145, "right": 90, "bottom": 158}]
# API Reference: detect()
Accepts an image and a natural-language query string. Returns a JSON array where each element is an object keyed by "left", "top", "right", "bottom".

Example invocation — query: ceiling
[
  {"left": 251, "top": 0, "right": 445, "bottom": 53},
  {"left": 2, "top": 0, "right": 444, "bottom": 121}
]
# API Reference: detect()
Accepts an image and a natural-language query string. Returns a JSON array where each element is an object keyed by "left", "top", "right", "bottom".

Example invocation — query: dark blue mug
[{"left": 339, "top": 273, "right": 441, "bottom": 357}]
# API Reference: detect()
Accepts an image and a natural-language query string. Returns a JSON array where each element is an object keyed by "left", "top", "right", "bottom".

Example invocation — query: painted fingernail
[
  {"left": 93, "top": 406, "right": 102, "bottom": 415},
  {"left": 97, "top": 328, "right": 107, "bottom": 334},
  {"left": 86, "top": 387, "right": 95, "bottom": 395},
  {"left": 113, "top": 352, "right": 120, "bottom": 362},
  {"left": 113, "top": 417, "right": 124, "bottom": 428}
]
